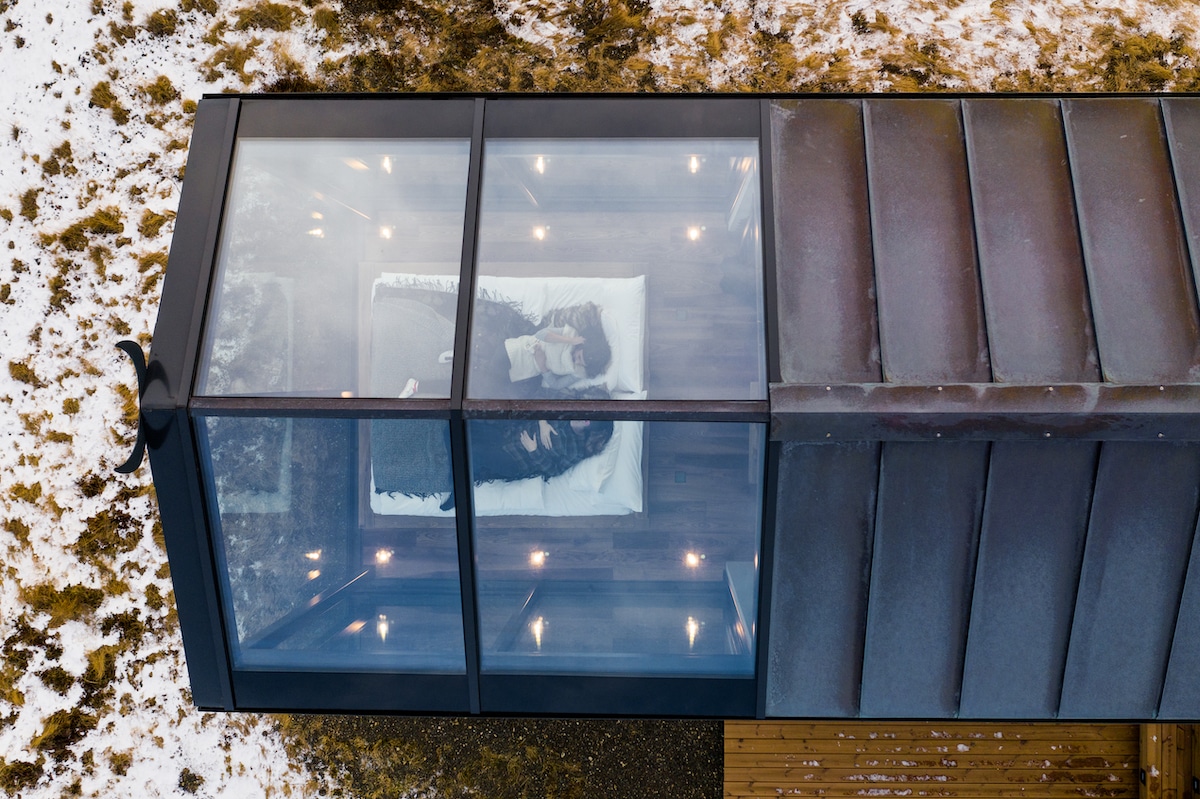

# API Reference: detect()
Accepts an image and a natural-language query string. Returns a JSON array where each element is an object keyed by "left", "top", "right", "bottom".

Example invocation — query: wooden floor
[{"left": 724, "top": 722, "right": 1147, "bottom": 799}]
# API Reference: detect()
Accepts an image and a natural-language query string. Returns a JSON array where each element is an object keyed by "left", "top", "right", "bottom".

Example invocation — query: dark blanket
[{"left": 371, "top": 420, "right": 452, "bottom": 496}]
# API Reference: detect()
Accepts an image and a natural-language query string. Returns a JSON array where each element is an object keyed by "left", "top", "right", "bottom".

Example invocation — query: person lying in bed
[
  {"left": 504, "top": 321, "right": 611, "bottom": 389},
  {"left": 472, "top": 418, "right": 614, "bottom": 483},
  {"left": 378, "top": 285, "right": 614, "bottom": 398},
  {"left": 438, "top": 415, "right": 615, "bottom": 510}
]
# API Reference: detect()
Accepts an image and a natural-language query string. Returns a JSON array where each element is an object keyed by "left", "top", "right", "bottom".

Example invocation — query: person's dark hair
[
  {"left": 580, "top": 419, "right": 615, "bottom": 456},
  {"left": 577, "top": 323, "right": 611, "bottom": 378}
]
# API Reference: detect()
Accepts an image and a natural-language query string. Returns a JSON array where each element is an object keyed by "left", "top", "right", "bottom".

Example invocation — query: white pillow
[
  {"left": 560, "top": 422, "right": 621, "bottom": 492},
  {"left": 473, "top": 476, "right": 545, "bottom": 513},
  {"left": 600, "top": 421, "right": 643, "bottom": 513}
]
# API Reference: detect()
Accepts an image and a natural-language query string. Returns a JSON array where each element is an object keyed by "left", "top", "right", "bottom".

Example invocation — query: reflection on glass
[
  {"left": 198, "top": 139, "right": 470, "bottom": 398},
  {"left": 200, "top": 415, "right": 465, "bottom": 672},
  {"left": 472, "top": 420, "right": 765, "bottom": 676},
  {"left": 469, "top": 140, "right": 767, "bottom": 401}
]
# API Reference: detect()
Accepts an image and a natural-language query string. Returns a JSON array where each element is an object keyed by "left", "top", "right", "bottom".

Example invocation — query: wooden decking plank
[
  {"left": 726, "top": 784, "right": 1132, "bottom": 798},
  {"left": 725, "top": 754, "right": 1138, "bottom": 770},
  {"left": 725, "top": 722, "right": 1140, "bottom": 799},
  {"left": 726, "top": 722, "right": 1139, "bottom": 741},
  {"left": 725, "top": 767, "right": 1135, "bottom": 784},
  {"left": 724, "top": 740, "right": 1139, "bottom": 756}
]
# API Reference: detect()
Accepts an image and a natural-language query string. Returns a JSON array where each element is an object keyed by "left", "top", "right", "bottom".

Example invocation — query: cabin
[{"left": 134, "top": 94, "right": 1200, "bottom": 722}]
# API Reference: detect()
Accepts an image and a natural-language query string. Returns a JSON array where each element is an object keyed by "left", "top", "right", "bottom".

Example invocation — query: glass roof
[
  {"left": 197, "top": 138, "right": 471, "bottom": 398},
  {"left": 165, "top": 98, "right": 771, "bottom": 715}
]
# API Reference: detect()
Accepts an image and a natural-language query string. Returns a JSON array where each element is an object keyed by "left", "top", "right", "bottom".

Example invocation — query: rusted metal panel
[
  {"left": 1062, "top": 99, "right": 1200, "bottom": 383},
  {"left": 769, "top": 382, "right": 1200, "bottom": 442},
  {"left": 959, "top": 441, "right": 1097, "bottom": 718},
  {"left": 1162, "top": 98, "right": 1200, "bottom": 305},
  {"left": 864, "top": 99, "right": 991, "bottom": 384},
  {"left": 1158, "top": 519, "right": 1200, "bottom": 720},
  {"left": 1059, "top": 442, "right": 1200, "bottom": 719},
  {"left": 766, "top": 441, "right": 879, "bottom": 718},
  {"left": 859, "top": 441, "right": 988, "bottom": 718},
  {"left": 770, "top": 100, "right": 881, "bottom": 384},
  {"left": 963, "top": 99, "right": 1100, "bottom": 384}
]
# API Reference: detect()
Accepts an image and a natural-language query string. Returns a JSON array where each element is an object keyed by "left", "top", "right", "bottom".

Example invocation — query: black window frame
[{"left": 146, "top": 94, "right": 778, "bottom": 717}]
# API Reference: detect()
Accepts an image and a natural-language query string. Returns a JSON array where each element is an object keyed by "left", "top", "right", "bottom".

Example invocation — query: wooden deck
[{"left": 725, "top": 722, "right": 1198, "bottom": 799}]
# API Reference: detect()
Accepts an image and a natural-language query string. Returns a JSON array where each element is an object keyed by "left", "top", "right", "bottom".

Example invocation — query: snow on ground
[
  {"left": 0, "top": 2, "right": 324, "bottom": 796},
  {"left": 1, "top": 0, "right": 1200, "bottom": 796}
]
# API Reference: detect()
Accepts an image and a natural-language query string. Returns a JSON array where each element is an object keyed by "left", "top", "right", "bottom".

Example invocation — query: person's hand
[
  {"left": 533, "top": 343, "right": 548, "bottom": 373},
  {"left": 520, "top": 430, "right": 538, "bottom": 452},
  {"left": 538, "top": 420, "right": 557, "bottom": 449}
]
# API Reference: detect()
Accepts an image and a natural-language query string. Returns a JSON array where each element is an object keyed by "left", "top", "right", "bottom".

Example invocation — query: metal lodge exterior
[{"left": 137, "top": 93, "right": 1200, "bottom": 719}]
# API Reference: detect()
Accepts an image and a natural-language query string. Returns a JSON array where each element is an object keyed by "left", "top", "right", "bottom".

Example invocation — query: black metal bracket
[{"left": 115, "top": 340, "right": 148, "bottom": 473}]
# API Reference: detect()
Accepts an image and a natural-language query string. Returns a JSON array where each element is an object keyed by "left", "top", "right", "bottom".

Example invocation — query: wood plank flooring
[{"left": 725, "top": 722, "right": 1139, "bottom": 799}]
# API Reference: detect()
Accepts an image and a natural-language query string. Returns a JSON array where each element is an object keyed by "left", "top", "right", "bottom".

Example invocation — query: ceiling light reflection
[
  {"left": 304, "top": 549, "right": 322, "bottom": 561},
  {"left": 529, "top": 550, "right": 548, "bottom": 568},
  {"left": 382, "top": 156, "right": 393, "bottom": 174},
  {"left": 687, "top": 616, "right": 700, "bottom": 649},
  {"left": 533, "top": 226, "right": 547, "bottom": 241},
  {"left": 377, "top": 614, "right": 389, "bottom": 642},
  {"left": 531, "top": 616, "right": 545, "bottom": 650},
  {"left": 689, "top": 155, "right": 700, "bottom": 173},
  {"left": 307, "top": 569, "right": 320, "bottom": 580},
  {"left": 535, "top": 156, "right": 546, "bottom": 174},
  {"left": 375, "top": 548, "right": 393, "bottom": 565},
  {"left": 684, "top": 551, "right": 704, "bottom": 568}
]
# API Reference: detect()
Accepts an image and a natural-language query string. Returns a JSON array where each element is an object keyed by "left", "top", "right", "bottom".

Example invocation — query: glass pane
[
  {"left": 471, "top": 419, "right": 765, "bottom": 676},
  {"left": 198, "top": 139, "right": 470, "bottom": 398},
  {"left": 468, "top": 139, "right": 766, "bottom": 401},
  {"left": 199, "top": 415, "right": 465, "bottom": 672}
]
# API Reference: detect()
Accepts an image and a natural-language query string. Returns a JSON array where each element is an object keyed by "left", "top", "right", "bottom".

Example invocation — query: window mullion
[
  {"left": 451, "top": 98, "right": 488, "bottom": 408},
  {"left": 451, "top": 98, "right": 487, "bottom": 713}
]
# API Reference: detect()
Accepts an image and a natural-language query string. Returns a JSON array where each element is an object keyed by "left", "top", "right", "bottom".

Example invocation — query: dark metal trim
[
  {"left": 479, "top": 674, "right": 757, "bottom": 717},
  {"left": 954, "top": 441, "right": 993, "bottom": 712},
  {"left": 182, "top": 99, "right": 241, "bottom": 406},
  {"left": 449, "top": 413, "right": 482, "bottom": 713},
  {"left": 189, "top": 397, "right": 453, "bottom": 417},
  {"left": 145, "top": 408, "right": 235, "bottom": 709},
  {"left": 1160, "top": 98, "right": 1200, "bottom": 333},
  {"left": 452, "top": 99, "right": 487, "bottom": 406},
  {"left": 482, "top": 96, "right": 761, "bottom": 138},
  {"left": 461, "top": 399, "right": 770, "bottom": 421},
  {"left": 233, "top": 671, "right": 472, "bottom": 713},
  {"left": 1056, "top": 98, "right": 1106, "bottom": 382},
  {"left": 235, "top": 96, "right": 476, "bottom": 139},
  {"left": 1053, "top": 441, "right": 1104, "bottom": 717},
  {"left": 754, "top": 438, "right": 782, "bottom": 719},
  {"left": 1157, "top": 478, "right": 1200, "bottom": 717},
  {"left": 759, "top": 100, "right": 782, "bottom": 386},
  {"left": 771, "top": 383, "right": 1200, "bottom": 441},
  {"left": 958, "top": 99, "right": 997, "bottom": 384},
  {"left": 144, "top": 97, "right": 240, "bottom": 414},
  {"left": 205, "top": 90, "right": 1200, "bottom": 102}
]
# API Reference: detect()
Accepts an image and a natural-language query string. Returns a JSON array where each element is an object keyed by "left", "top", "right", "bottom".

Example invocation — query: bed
[{"left": 366, "top": 270, "right": 648, "bottom": 517}]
